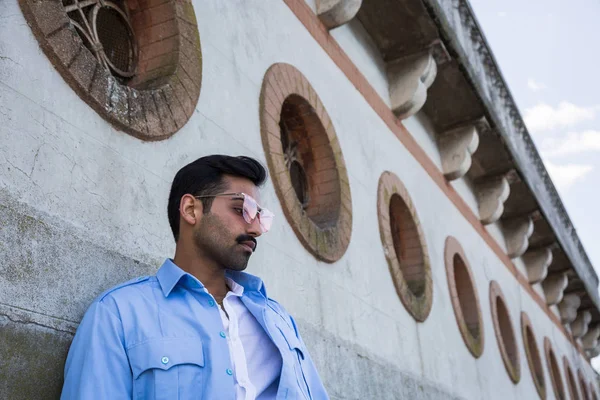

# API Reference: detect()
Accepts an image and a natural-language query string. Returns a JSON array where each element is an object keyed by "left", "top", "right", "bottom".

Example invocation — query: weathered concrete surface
[
  {"left": 301, "top": 322, "right": 464, "bottom": 400},
  {"left": 0, "top": 190, "right": 159, "bottom": 323}
]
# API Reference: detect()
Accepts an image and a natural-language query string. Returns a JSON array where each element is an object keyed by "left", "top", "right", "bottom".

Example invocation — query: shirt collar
[
  {"left": 156, "top": 259, "right": 200, "bottom": 297},
  {"left": 156, "top": 259, "right": 267, "bottom": 298},
  {"left": 225, "top": 269, "right": 267, "bottom": 298},
  {"left": 225, "top": 277, "right": 244, "bottom": 297}
]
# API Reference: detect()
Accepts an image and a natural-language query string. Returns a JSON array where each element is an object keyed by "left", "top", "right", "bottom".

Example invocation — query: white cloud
[
  {"left": 543, "top": 159, "right": 593, "bottom": 192},
  {"left": 497, "top": 11, "right": 508, "bottom": 17},
  {"left": 593, "top": 357, "right": 600, "bottom": 374},
  {"left": 541, "top": 130, "right": 600, "bottom": 157},
  {"left": 524, "top": 102, "right": 599, "bottom": 133},
  {"left": 527, "top": 78, "right": 546, "bottom": 92}
]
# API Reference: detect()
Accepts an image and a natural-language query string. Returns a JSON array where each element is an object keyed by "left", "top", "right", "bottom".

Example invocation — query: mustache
[{"left": 236, "top": 235, "right": 257, "bottom": 250}]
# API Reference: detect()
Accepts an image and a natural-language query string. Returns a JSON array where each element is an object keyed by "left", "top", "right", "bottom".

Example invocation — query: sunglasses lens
[
  {"left": 242, "top": 195, "right": 258, "bottom": 224},
  {"left": 258, "top": 209, "right": 274, "bottom": 233},
  {"left": 240, "top": 194, "right": 273, "bottom": 233}
]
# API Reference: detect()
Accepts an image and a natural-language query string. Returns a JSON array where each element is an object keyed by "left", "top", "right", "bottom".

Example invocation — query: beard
[{"left": 193, "top": 212, "right": 252, "bottom": 271}]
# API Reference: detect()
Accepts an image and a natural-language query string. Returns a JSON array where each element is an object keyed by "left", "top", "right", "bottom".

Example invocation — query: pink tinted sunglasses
[{"left": 194, "top": 192, "right": 274, "bottom": 233}]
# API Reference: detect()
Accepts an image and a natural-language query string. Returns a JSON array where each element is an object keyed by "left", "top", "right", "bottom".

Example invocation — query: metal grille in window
[
  {"left": 63, "top": 0, "right": 137, "bottom": 80},
  {"left": 280, "top": 115, "right": 310, "bottom": 210}
]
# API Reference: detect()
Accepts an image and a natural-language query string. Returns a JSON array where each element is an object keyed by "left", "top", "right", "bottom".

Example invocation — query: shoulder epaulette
[{"left": 98, "top": 275, "right": 151, "bottom": 301}]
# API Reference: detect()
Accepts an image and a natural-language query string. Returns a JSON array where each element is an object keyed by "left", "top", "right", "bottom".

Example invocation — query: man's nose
[{"left": 247, "top": 216, "right": 262, "bottom": 238}]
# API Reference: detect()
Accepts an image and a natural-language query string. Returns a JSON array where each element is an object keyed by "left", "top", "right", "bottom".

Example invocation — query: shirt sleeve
[
  {"left": 289, "top": 315, "right": 330, "bottom": 400},
  {"left": 61, "top": 299, "right": 132, "bottom": 400}
]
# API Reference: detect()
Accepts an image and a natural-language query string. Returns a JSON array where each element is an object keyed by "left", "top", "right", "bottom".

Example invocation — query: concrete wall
[{"left": 0, "top": 0, "right": 596, "bottom": 399}]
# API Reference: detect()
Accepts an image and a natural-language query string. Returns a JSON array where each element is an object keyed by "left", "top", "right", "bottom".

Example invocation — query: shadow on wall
[{"left": 0, "top": 321, "right": 71, "bottom": 399}]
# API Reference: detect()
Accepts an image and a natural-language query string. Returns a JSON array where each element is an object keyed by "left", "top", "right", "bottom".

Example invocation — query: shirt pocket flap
[
  {"left": 276, "top": 325, "right": 305, "bottom": 360},
  {"left": 128, "top": 337, "right": 205, "bottom": 379}
]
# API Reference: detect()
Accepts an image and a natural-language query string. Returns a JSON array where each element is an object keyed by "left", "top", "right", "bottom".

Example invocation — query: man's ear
[{"left": 180, "top": 194, "right": 202, "bottom": 227}]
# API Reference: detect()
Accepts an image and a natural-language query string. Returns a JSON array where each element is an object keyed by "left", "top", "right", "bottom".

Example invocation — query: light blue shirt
[{"left": 61, "top": 259, "right": 329, "bottom": 400}]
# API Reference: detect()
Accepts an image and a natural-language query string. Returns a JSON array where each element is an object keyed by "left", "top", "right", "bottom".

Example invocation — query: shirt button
[
  {"left": 219, "top": 331, "right": 226, "bottom": 338},
  {"left": 161, "top": 356, "right": 169, "bottom": 365},
  {"left": 226, "top": 368, "right": 233, "bottom": 376},
  {"left": 208, "top": 299, "right": 215, "bottom": 307}
]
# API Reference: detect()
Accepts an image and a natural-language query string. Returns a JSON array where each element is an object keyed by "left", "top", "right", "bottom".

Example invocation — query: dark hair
[{"left": 167, "top": 155, "right": 267, "bottom": 241}]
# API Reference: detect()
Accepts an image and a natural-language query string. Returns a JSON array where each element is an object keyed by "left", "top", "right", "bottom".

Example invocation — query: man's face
[{"left": 193, "top": 175, "right": 263, "bottom": 271}]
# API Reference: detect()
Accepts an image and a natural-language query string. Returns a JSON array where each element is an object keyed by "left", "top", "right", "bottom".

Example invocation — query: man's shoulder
[
  {"left": 77, "top": 276, "right": 157, "bottom": 326},
  {"left": 96, "top": 275, "right": 155, "bottom": 303}
]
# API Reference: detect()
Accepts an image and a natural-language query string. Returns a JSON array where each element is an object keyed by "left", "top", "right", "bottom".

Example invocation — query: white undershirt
[{"left": 213, "top": 278, "right": 282, "bottom": 400}]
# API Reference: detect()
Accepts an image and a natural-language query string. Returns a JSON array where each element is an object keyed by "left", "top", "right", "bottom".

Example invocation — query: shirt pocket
[
  {"left": 127, "top": 337, "right": 205, "bottom": 400},
  {"left": 277, "top": 325, "right": 311, "bottom": 400}
]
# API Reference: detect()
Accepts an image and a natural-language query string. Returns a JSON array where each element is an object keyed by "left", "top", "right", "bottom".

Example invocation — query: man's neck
[{"left": 173, "top": 245, "right": 229, "bottom": 301}]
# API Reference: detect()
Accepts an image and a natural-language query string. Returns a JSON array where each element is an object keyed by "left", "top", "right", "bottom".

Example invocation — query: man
[{"left": 61, "top": 155, "right": 329, "bottom": 400}]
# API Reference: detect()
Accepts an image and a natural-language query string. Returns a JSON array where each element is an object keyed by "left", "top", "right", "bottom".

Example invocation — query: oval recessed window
[
  {"left": 377, "top": 171, "right": 432, "bottom": 322},
  {"left": 19, "top": 0, "right": 203, "bottom": 140},
  {"left": 279, "top": 96, "right": 338, "bottom": 218},
  {"left": 489, "top": 281, "right": 520, "bottom": 383},
  {"left": 579, "top": 370, "right": 591, "bottom": 400},
  {"left": 94, "top": 4, "right": 137, "bottom": 78},
  {"left": 444, "top": 236, "right": 483, "bottom": 357},
  {"left": 260, "top": 63, "right": 352, "bottom": 263},
  {"left": 564, "top": 358, "right": 581, "bottom": 400},
  {"left": 289, "top": 160, "right": 309, "bottom": 209},
  {"left": 521, "top": 312, "right": 546, "bottom": 399},
  {"left": 545, "top": 338, "right": 566, "bottom": 400},
  {"left": 389, "top": 194, "right": 425, "bottom": 296}
]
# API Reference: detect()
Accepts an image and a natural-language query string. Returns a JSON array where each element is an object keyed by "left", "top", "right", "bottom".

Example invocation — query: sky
[{"left": 467, "top": 0, "right": 600, "bottom": 368}]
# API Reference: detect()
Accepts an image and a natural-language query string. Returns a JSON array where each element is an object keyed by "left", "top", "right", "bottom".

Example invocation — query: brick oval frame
[
  {"left": 564, "top": 357, "right": 581, "bottom": 400},
  {"left": 377, "top": 171, "right": 432, "bottom": 322},
  {"left": 489, "top": 280, "right": 521, "bottom": 383},
  {"left": 521, "top": 312, "right": 546, "bottom": 399},
  {"left": 544, "top": 338, "right": 566, "bottom": 400},
  {"left": 259, "top": 63, "right": 352, "bottom": 263},
  {"left": 19, "top": 0, "right": 202, "bottom": 141},
  {"left": 444, "top": 236, "right": 484, "bottom": 357}
]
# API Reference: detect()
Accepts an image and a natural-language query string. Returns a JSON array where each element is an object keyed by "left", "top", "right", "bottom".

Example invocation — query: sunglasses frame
[{"left": 193, "top": 192, "right": 274, "bottom": 233}]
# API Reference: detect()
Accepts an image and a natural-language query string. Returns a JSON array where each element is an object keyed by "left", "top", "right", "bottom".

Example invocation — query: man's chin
[
  {"left": 224, "top": 255, "right": 250, "bottom": 271},
  {"left": 226, "top": 263, "right": 248, "bottom": 272}
]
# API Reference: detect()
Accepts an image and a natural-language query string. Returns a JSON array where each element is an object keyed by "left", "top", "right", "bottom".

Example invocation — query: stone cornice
[{"left": 421, "top": 0, "right": 600, "bottom": 313}]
